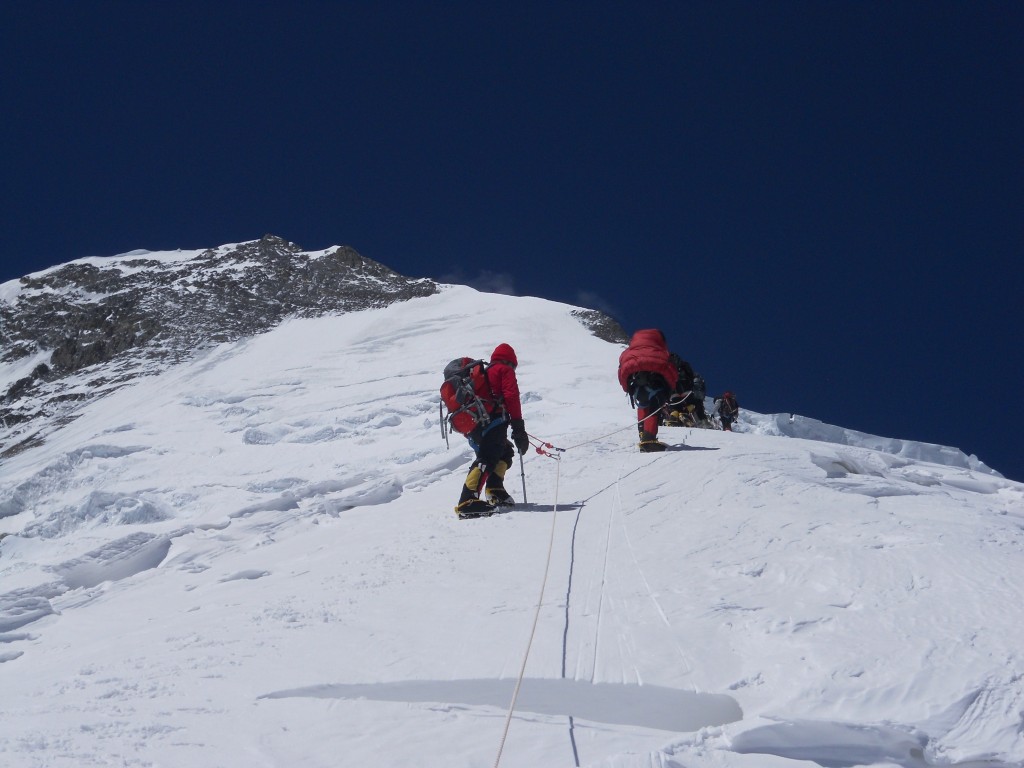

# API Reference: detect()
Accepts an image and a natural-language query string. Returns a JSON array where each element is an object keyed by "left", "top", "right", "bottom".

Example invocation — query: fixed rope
[
  {"left": 492, "top": 404, "right": 673, "bottom": 767},
  {"left": 492, "top": 445, "right": 562, "bottom": 768},
  {"left": 534, "top": 400, "right": 673, "bottom": 454}
]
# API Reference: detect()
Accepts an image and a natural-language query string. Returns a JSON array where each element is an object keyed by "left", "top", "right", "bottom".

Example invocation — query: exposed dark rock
[
  {"left": 1, "top": 235, "right": 625, "bottom": 457},
  {"left": 0, "top": 432, "right": 44, "bottom": 460},
  {"left": 4, "top": 377, "right": 35, "bottom": 403},
  {"left": 0, "top": 236, "right": 437, "bottom": 453},
  {"left": 571, "top": 309, "right": 628, "bottom": 345}
]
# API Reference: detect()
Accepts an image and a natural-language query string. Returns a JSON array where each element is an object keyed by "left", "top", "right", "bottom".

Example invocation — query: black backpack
[
  {"left": 669, "top": 353, "right": 695, "bottom": 391},
  {"left": 719, "top": 393, "right": 738, "bottom": 415}
]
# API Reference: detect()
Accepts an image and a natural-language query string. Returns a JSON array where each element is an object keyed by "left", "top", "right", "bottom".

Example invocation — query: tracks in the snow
[{"left": 560, "top": 444, "right": 694, "bottom": 689}]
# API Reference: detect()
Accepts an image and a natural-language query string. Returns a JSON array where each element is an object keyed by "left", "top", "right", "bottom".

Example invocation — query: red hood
[{"left": 490, "top": 343, "right": 518, "bottom": 366}]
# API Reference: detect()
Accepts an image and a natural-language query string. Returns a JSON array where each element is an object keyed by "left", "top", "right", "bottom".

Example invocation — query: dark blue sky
[{"left": 3, "top": 2, "right": 1022, "bottom": 480}]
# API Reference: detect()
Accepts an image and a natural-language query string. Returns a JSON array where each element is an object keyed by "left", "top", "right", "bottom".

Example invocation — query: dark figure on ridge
[
  {"left": 714, "top": 391, "right": 740, "bottom": 432},
  {"left": 665, "top": 353, "right": 709, "bottom": 427}
]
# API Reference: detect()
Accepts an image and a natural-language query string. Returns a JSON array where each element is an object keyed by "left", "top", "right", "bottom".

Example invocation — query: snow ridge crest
[{"left": 0, "top": 235, "right": 436, "bottom": 457}]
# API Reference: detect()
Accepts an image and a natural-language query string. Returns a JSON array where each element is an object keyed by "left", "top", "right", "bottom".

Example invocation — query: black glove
[{"left": 510, "top": 418, "right": 529, "bottom": 455}]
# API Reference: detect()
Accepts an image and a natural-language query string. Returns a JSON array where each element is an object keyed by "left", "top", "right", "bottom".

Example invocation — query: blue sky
[{"left": 2, "top": 2, "right": 1021, "bottom": 480}]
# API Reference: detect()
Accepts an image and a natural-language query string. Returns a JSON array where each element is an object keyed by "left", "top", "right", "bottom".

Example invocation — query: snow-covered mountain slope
[
  {"left": 0, "top": 235, "right": 440, "bottom": 460},
  {"left": 1, "top": 286, "right": 1022, "bottom": 767}
]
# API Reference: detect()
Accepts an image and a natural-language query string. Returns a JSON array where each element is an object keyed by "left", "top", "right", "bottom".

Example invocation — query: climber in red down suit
[
  {"left": 454, "top": 343, "right": 529, "bottom": 516},
  {"left": 617, "top": 329, "right": 678, "bottom": 452}
]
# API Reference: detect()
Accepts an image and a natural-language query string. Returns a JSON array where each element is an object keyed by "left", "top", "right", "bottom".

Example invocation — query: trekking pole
[{"left": 518, "top": 454, "right": 527, "bottom": 504}]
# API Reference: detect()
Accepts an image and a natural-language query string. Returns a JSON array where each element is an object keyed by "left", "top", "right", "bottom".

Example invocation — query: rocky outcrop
[
  {"left": 0, "top": 235, "right": 629, "bottom": 459},
  {"left": 570, "top": 309, "right": 628, "bottom": 345},
  {"left": 0, "top": 236, "right": 437, "bottom": 455}
]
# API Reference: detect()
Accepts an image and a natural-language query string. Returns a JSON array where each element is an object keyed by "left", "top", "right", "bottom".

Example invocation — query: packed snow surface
[{"left": 1, "top": 286, "right": 1022, "bottom": 767}]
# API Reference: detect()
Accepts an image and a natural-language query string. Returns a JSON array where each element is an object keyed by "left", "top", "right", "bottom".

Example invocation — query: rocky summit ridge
[
  {"left": 0, "top": 235, "right": 439, "bottom": 458},
  {"left": 0, "top": 235, "right": 626, "bottom": 460}
]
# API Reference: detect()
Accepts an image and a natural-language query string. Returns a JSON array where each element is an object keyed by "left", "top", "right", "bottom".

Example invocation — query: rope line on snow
[
  {"left": 493, "top": 448, "right": 563, "bottom": 768},
  {"left": 494, "top": 406, "right": 673, "bottom": 767},
  {"left": 527, "top": 401, "right": 673, "bottom": 456},
  {"left": 561, "top": 498, "right": 585, "bottom": 767}
]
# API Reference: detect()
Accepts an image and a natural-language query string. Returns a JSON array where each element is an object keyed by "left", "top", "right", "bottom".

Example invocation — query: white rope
[
  {"left": 492, "top": 454, "right": 562, "bottom": 768},
  {"left": 556, "top": 401, "right": 673, "bottom": 453},
  {"left": 493, "top": 401, "right": 675, "bottom": 765}
]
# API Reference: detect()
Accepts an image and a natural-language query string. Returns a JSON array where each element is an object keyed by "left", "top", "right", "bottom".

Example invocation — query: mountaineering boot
[
  {"left": 486, "top": 487, "right": 516, "bottom": 508},
  {"left": 638, "top": 431, "right": 667, "bottom": 453},
  {"left": 484, "top": 460, "right": 514, "bottom": 509},
  {"left": 455, "top": 498, "right": 494, "bottom": 518},
  {"left": 456, "top": 470, "right": 494, "bottom": 518}
]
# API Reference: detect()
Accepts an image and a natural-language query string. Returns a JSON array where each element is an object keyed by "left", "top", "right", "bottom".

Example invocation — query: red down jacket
[
  {"left": 487, "top": 342, "right": 523, "bottom": 420},
  {"left": 617, "top": 329, "right": 678, "bottom": 393}
]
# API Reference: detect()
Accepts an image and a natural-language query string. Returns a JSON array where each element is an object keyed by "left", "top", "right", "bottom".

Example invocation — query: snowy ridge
[
  {"left": 742, "top": 411, "right": 997, "bottom": 477},
  {"left": 0, "top": 236, "right": 438, "bottom": 461},
  {"left": 1, "top": 286, "right": 1022, "bottom": 767},
  {"left": 0, "top": 247, "right": 209, "bottom": 298}
]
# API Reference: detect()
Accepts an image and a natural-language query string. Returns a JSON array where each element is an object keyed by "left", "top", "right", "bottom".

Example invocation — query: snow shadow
[
  {"left": 518, "top": 502, "right": 584, "bottom": 513},
  {"left": 0, "top": 531, "right": 177, "bottom": 634},
  {"left": 665, "top": 445, "right": 720, "bottom": 452},
  {"left": 729, "top": 719, "right": 1016, "bottom": 768},
  {"left": 230, "top": 475, "right": 402, "bottom": 519},
  {"left": 261, "top": 678, "right": 742, "bottom": 732},
  {"left": 0, "top": 590, "right": 58, "bottom": 632},
  {"left": 49, "top": 532, "right": 174, "bottom": 590}
]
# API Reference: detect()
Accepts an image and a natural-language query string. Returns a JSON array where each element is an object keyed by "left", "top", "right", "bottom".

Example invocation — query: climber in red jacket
[
  {"left": 454, "top": 343, "right": 530, "bottom": 516},
  {"left": 617, "top": 329, "right": 678, "bottom": 452}
]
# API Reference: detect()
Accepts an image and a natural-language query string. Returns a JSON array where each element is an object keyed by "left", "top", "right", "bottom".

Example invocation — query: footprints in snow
[
  {"left": 0, "top": 379, "right": 493, "bottom": 660},
  {"left": 182, "top": 386, "right": 436, "bottom": 446},
  {"left": 0, "top": 465, "right": 414, "bottom": 654}
]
